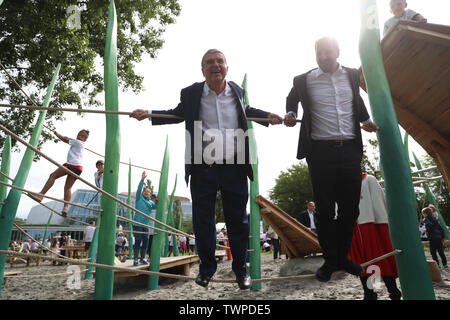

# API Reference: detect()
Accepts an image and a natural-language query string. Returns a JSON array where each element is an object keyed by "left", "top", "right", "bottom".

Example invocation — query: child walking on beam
[{"left": 31, "top": 129, "right": 89, "bottom": 217}]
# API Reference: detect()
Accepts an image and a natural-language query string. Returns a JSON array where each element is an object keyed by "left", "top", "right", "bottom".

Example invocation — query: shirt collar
[
  {"left": 203, "top": 81, "right": 230, "bottom": 96},
  {"left": 317, "top": 63, "right": 345, "bottom": 77}
]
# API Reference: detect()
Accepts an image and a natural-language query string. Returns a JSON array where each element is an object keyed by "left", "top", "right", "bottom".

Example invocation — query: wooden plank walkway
[
  {"left": 92, "top": 251, "right": 227, "bottom": 279},
  {"left": 256, "top": 195, "right": 322, "bottom": 258}
]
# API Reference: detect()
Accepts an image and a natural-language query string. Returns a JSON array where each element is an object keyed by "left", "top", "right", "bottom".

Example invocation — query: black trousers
[
  {"left": 429, "top": 238, "right": 447, "bottom": 266},
  {"left": 190, "top": 164, "right": 249, "bottom": 278},
  {"left": 306, "top": 139, "right": 362, "bottom": 268}
]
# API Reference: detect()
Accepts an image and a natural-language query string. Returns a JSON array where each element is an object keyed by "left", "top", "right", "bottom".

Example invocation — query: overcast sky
[{"left": 6, "top": 0, "right": 449, "bottom": 219}]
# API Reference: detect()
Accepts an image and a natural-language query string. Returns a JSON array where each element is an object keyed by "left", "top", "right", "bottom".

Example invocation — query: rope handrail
[
  {"left": 1, "top": 169, "right": 230, "bottom": 249},
  {"left": 0, "top": 103, "right": 300, "bottom": 123},
  {"left": 0, "top": 124, "right": 207, "bottom": 243},
  {"left": 0, "top": 249, "right": 402, "bottom": 284},
  {"left": 0, "top": 181, "right": 102, "bottom": 213}
]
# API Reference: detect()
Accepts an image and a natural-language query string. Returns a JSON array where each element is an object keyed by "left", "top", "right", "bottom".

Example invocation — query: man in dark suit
[
  {"left": 130, "top": 49, "right": 282, "bottom": 289},
  {"left": 284, "top": 37, "right": 378, "bottom": 282},
  {"left": 297, "top": 201, "right": 317, "bottom": 234}
]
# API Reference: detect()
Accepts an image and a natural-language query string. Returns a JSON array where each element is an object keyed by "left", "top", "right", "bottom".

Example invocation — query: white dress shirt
[
  {"left": 199, "top": 82, "right": 240, "bottom": 164},
  {"left": 306, "top": 65, "right": 356, "bottom": 141},
  {"left": 308, "top": 210, "right": 316, "bottom": 230}
]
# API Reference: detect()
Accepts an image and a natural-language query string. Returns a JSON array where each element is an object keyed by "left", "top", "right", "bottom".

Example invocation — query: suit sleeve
[
  {"left": 151, "top": 88, "right": 187, "bottom": 125},
  {"left": 286, "top": 77, "right": 301, "bottom": 116},
  {"left": 245, "top": 106, "right": 270, "bottom": 127},
  {"left": 353, "top": 69, "right": 371, "bottom": 122}
]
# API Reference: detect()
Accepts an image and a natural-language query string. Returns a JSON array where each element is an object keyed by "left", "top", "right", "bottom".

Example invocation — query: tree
[
  {"left": 145, "top": 178, "right": 154, "bottom": 195},
  {"left": 0, "top": 0, "right": 181, "bottom": 151},
  {"left": 173, "top": 199, "right": 182, "bottom": 230},
  {"left": 362, "top": 138, "right": 382, "bottom": 180},
  {"left": 268, "top": 161, "right": 313, "bottom": 220},
  {"left": 215, "top": 191, "right": 225, "bottom": 223}
]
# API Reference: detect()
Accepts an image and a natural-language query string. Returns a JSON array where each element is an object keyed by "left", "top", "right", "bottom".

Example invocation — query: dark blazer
[
  {"left": 151, "top": 81, "right": 270, "bottom": 184},
  {"left": 286, "top": 67, "right": 370, "bottom": 160},
  {"left": 297, "top": 210, "right": 316, "bottom": 229}
]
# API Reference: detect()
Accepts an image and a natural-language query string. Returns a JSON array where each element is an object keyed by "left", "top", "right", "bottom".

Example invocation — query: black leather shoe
[
  {"left": 315, "top": 262, "right": 337, "bottom": 282},
  {"left": 195, "top": 274, "right": 211, "bottom": 288},
  {"left": 341, "top": 259, "right": 363, "bottom": 276},
  {"left": 236, "top": 274, "right": 251, "bottom": 290}
]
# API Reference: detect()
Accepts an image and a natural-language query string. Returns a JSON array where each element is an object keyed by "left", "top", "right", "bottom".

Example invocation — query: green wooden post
[
  {"left": 242, "top": 74, "right": 262, "bottom": 291},
  {"left": 85, "top": 214, "right": 101, "bottom": 280},
  {"left": 0, "top": 136, "right": 11, "bottom": 213},
  {"left": 359, "top": 0, "right": 435, "bottom": 300},
  {"left": 0, "top": 64, "right": 60, "bottom": 296},
  {"left": 127, "top": 159, "right": 134, "bottom": 259},
  {"left": 148, "top": 136, "right": 169, "bottom": 290},
  {"left": 94, "top": 0, "right": 121, "bottom": 300},
  {"left": 413, "top": 152, "right": 449, "bottom": 239}
]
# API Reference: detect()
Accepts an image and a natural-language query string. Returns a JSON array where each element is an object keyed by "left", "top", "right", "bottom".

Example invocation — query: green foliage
[
  {"left": 215, "top": 191, "right": 225, "bottom": 223},
  {"left": 361, "top": 138, "right": 382, "bottom": 180},
  {"left": 0, "top": 0, "right": 181, "bottom": 151},
  {"left": 268, "top": 161, "right": 313, "bottom": 219},
  {"left": 172, "top": 198, "right": 182, "bottom": 229}
]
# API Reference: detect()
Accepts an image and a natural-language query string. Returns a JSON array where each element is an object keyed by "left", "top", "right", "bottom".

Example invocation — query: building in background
[{"left": 14, "top": 188, "right": 192, "bottom": 241}]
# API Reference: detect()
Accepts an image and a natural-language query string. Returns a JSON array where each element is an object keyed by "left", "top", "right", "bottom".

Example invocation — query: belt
[{"left": 311, "top": 139, "right": 356, "bottom": 148}]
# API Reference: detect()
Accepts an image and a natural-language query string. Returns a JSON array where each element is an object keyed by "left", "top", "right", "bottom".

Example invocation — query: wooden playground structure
[{"left": 360, "top": 20, "right": 450, "bottom": 190}]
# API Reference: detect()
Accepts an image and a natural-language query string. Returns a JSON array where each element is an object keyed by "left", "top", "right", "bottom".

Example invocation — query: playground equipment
[{"left": 360, "top": 20, "right": 450, "bottom": 190}]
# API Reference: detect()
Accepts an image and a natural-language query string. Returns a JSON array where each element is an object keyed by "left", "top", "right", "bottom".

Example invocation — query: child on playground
[
  {"left": 32, "top": 129, "right": 89, "bottom": 217},
  {"left": 133, "top": 171, "right": 157, "bottom": 266},
  {"left": 383, "top": 0, "right": 427, "bottom": 36}
]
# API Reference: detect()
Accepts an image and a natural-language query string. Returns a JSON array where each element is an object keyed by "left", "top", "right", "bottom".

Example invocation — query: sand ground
[{"left": 1, "top": 251, "right": 449, "bottom": 301}]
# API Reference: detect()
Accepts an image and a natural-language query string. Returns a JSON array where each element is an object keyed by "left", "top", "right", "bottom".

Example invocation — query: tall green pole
[
  {"left": 242, "top": 74, "right": 262, "bottom": 291},
  {"left": 0, "top": 136, "right": 11, "bottom": 213},
  {"left": 413, "top": 152, "right": 449, "bottom": 239},
  {"left": 148, "top": 136, "right": 169, "bottom": 290},
  {"left": 127, "top": 159, "right": 134, "bottom": 259},
  {"left": 85, "top": 214, "right": 101, "bottom": 280},
  {"left": 359, "top": 0, "right": 435, "bottom": 299},
  {"left": 94, "top": 0, "right": 120, "bottom": 300},
  {"left": 0, "top": 64, "right": 60, "bottom": 296}
]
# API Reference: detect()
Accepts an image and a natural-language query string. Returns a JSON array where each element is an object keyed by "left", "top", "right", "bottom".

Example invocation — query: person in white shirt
[
  {"left": 21, "top": 240, "right": 31, "bottom": 252},
  {"left": 94, "top": 160, "right": 104, "bottom": 189},
  {"left": 284, "top": 37, "right": 378, "bottom": 283},
  {"left": 129, "top": 49, "right": 283, "bottom": 290},
  {"left": 297, "top": 201, "right": 317, "bottom": 234},
  {"left": 32, "top": 129, "right": 90, "bottom": 217},
  {"left": 30, "top": 241, "right": 39, "bottom": 253},
  {"left": 383, "top": 0, "right": 427, "bottom": 36},
  {"left": 84, "top": 220, "right": 96, "bottom": 254}
]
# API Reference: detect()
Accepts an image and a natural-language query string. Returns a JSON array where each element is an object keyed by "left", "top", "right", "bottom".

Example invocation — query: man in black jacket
[
  {"left": 297, "top": 201, "right": 317, "bottom": 234},
  {"left": 130, "top": 49, "right": 283, "bottom": 289},
  {"left": 284, "top": 37, "right": 378, "bottom": 282}
]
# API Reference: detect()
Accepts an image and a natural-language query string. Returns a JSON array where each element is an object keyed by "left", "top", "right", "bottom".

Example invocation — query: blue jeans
[{"left": 133, "top": 226, "right": 149, "bottom": 260}]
